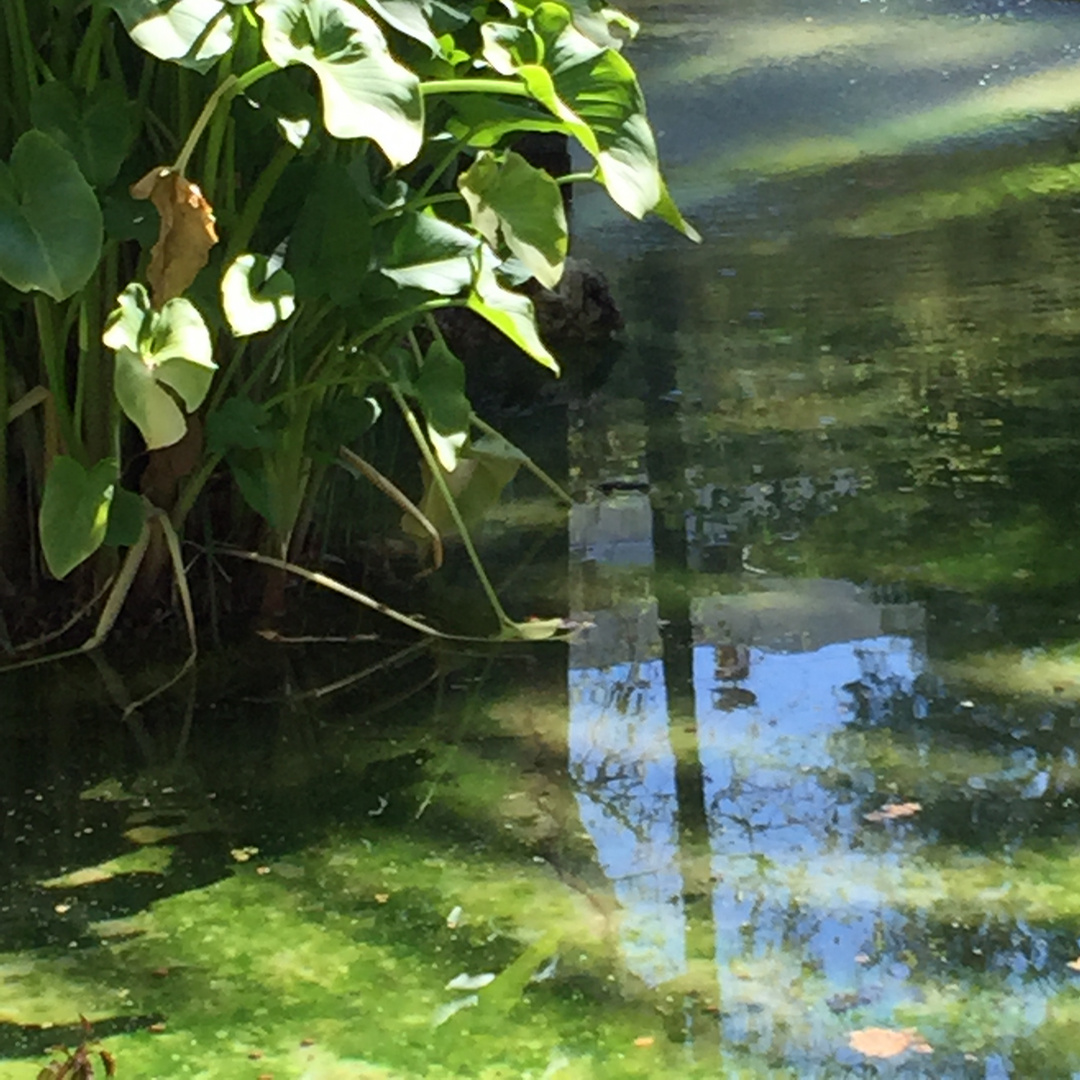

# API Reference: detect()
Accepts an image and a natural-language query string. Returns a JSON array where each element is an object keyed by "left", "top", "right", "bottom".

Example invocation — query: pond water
[{"left": 7, "top": 1, "right": 1080, "bottom": 1077}]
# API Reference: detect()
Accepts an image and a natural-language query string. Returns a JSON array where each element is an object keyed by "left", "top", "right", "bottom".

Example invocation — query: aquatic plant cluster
[{"left": 0, "top": 0, "right": 693, "bottom": 656}]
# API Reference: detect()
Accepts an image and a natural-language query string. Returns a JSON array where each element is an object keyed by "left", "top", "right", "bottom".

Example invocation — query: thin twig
[
  {"left": 216, "top": 548, "right": 491, "bottom": 642},
  {"left": 13, "top": 573, "right": 115, "bottom": 653},
  {"left": 339, "top": 445, "right": 443, "bottom": 572}
]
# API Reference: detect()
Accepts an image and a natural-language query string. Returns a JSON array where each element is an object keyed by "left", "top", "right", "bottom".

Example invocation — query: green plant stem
[
  {"left": 34, "top": 295, "right": 81, "bottom": 463},
  {"left": 71, "top": 2, "right": 111, "bottom": 92},
  {"left": 421, "top": 79, "right": 529, "bottom": 98},
  {"left": 7, "top": 0, "right": 36, "bottom": 106},
  {"left": 470, "top": 413, "right": 573, "bottom": 505},
  {"left": 201, "top": 50, "right": 235, "bottom": 202},
  {"left": 386, "top": 376, "right": 515, "bottom": 631},
  {"left": 234, "top": 59, "right": 279, "bottom": 94},
  {"left": 226, "top": 140, "right": 297, "bottom": 261},
  {"left": 174, "top": 73, "right": 238, "bottom": 177}
]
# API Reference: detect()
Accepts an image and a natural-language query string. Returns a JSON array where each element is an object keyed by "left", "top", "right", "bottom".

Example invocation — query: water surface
[{"left": 7, "top": 1, "right": 1080, "bottom": 1077}]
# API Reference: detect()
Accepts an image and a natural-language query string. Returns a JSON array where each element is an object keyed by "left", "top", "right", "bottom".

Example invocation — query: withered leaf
[
  {"left": 864, "top": 801, "right": 922, "bottom": 823},
  {"left": 131, "top": 167, "right": 218, "bottom": 307},
  {"left": 848, "top": 1027, "right": 932, "bottom": 1058}
]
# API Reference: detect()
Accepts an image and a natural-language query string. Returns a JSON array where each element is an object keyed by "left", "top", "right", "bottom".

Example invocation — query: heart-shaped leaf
[
  {"left": 257, "top": 0, "right": 424, "bottom": 166},
  {"left": 30, "top": 81, "right": 140, "bottom": 190},
  {"left": 109, "top": 0, "right": 237, "bottom": 72},
  {"left": 414, "top": 341, "right": 470, "bottom": 471},
  {"left": 206, "top": 397, "right": 276, "bottom": 454},
  {"left": 222, "top": 253, "right": 296, "bottom": 336},
  {"left": 458, "top": 150, "right": 567, "bottom": 288},
  {"left": 104, "top": 486, "right": 148, "bottom": 548},
  {"left": 39, "top": 456, "right": 117, "bottom": 579},
  {"left": 467, "top": 245, "right": 557, "bottom": 371},
  {"left": 103, "top": 282, "right": 217, "bottom": 449},
  {"left": 287, "top": 162, "right": 372, "bottom": 304},
  {"left": 0, "top": 131, "right": 103, "bottom": 301}
]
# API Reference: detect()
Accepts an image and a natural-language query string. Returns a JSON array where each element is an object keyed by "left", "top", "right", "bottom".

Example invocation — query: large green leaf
[
  {"left": 458, "top": 150, "right": 567, "bottom": 289},
  {"left": 482, "top": 3, "right": 697, "bottom": 239},
  {"left": 30, "top": 81, "right": 140, "bottom": 190},
  {"left": 257, "top": 0, "right": 424, "bottom": 166},
  {"left": 0, "top": 131, "right": 103, "bottom": 301},
  {"left": 414, "top": 341, "right": 470, "bottom": 471},
  {"left": 109, "top": 0, "right": 236, "bottom": 72},
  {"left": 287, "top": 162, "right": 372, "bottom": 304},
  {"left": 103, "top": 283, "right": 217, "bottom": 449},
  {"left": 365, "top": 0, "right": 441, "bottom": 54},
  {"left": 467, "top": 245, "right": 556, "bottom": 371},
  {"left": 377, "top": 210, "right": 477, "bottom": 295},
  {"left": 39, "top": 456, "right": 117, "bottom": 580},
  {"left": 221, "top": 253, "right": 296, "bottom": 336}
]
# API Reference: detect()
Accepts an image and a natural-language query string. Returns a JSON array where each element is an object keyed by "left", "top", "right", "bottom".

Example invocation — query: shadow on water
[{"left": 9, "top": 0, "right": 1080, "bottom": 1076}]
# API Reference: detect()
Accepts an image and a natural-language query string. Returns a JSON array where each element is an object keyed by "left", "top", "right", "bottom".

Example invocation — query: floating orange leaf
[
  {"left": 633, "top": 1036, "right": 655, "bottom": 1048},
  {"left": 131, "top": 167, "right": 218, "bottom": 308},
  {"left": 848, "top": 1027, "right": 932, "bottom": 1058},
  {"left": 864, "top": 801, "right": 922, "bottom": 823}
]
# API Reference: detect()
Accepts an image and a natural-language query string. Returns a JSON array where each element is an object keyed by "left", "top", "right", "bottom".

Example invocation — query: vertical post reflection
[{"left": 567, "top": 491, "right": 688, "bottom": 987}]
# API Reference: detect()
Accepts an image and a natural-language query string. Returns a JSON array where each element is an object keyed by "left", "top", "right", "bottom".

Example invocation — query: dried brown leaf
[
  {"left": 864, "top": 801, "right": 922, "bottom": 823},
  {"left": 848, "top": 1027, "right": 932, "bottom": 1058},
  {"left": 131, "top": 167, "right": 218, "bottom": 308}
]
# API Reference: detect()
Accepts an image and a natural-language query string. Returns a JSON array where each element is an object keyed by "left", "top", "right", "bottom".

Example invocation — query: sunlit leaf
[
  {"left": 458, "top": 150, "right": 567, "bottom": 288},
  {"left": 257, "top": 0, "right": 424, "bottom": 166},
  {"left": 38, "top": 456, "right": 117, "bottom": 580},
  {"left": 378, "top": 211, "right": 477, "bottom": 295},
  {"left": 467, "top": 244, "right": 557, "bottom": 370},
  {"left": 221, "top": 253, "right": 296, "bottom": 336},
  {"left": 0, "top": 131, "right": 102, "bottom": 301},
  {"left": 109, "top": 0, "right": 236, "bottom": 72},
  {"left": 366, "top": 0, "right": 441, "bottom": 53},
  {"left": 104, "top": 282, "right": 217, "bottom": 449}
]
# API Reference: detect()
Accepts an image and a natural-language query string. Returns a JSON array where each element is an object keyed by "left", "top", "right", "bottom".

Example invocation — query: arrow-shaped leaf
[
  {"left": 39, "top": 456, "right": 117, "bottom": 579},
  {"left": 458, "top": 150, "right": 567, "bottom": 289}
]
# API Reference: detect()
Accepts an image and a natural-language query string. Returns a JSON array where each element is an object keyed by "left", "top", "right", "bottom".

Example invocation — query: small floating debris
[
  {"left": 432, "top": 994, "right": 479, "bottom": 1027},
  {"left": 446, "top": 972, "right": 496, "bottom": 991},
  {"left": 848, "top": 1027, "right": 932, "bottom": 1059},
  {"left": 864, "top": 802, "right": 922, "bottom": 823},
  {"left": 446, "top": 905, "right": 463, "bottom": 929}
]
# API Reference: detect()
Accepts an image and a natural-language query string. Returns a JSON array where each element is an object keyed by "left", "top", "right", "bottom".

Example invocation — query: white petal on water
[
  {"left": 431, "top": 994, "right": 479, "bottom": 1027},
  {"left": 446, "top": 971, "right": 496, "bottom": 991},
  {"left": 446, "top": 905, "right": 463, "bottom": 929}
]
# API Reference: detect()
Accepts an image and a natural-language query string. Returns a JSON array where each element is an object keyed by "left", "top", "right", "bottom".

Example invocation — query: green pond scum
[{"left": 12, "top": 0, "right": 1080, "bottom": 1077}]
